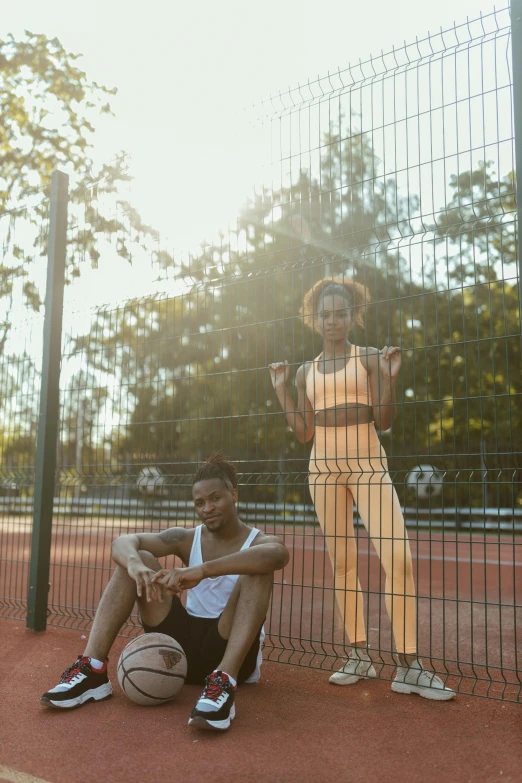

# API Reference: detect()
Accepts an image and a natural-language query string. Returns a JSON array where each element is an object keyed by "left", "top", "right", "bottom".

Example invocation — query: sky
[{"left": 3, "top": 0, "right": 494, "bottom": 258}]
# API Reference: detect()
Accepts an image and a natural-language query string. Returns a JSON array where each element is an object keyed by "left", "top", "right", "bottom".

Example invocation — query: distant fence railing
[{"left": 1, "top": 496, "right": 521, "bottom": 531}]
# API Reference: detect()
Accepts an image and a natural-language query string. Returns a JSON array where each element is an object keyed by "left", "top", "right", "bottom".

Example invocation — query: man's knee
[
  {"left": 237, "top": 572, "right": 274, "bottom": 595},
  {"left": 218, "top": 573, "right": 272, "bottom": 641}
]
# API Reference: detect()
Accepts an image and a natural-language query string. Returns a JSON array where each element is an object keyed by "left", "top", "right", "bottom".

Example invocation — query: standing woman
[{"left": 269, "top": 278, "right": 454, "bottom": 700}]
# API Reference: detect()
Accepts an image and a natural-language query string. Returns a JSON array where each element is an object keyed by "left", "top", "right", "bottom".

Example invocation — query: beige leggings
[{"left": 309, "top": 423, "right": 417, "bottom": 654}]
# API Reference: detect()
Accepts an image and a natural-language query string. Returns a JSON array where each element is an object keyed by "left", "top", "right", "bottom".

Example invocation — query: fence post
[
  {"left": 27, "top": 170, "right": 69, "bottom": 631},
  {"left": 512, "top": 0, "right": 522, "bottom": 347}
]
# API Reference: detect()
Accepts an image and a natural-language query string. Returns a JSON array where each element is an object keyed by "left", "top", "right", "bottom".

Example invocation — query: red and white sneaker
[
  {"left": 41, "top": 656, "right": 112, "bottom": 709},
  {"left": 188, "top": 671, "right": 236, "bottom": 731}
]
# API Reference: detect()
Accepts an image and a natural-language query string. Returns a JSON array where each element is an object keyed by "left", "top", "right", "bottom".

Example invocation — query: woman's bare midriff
[{"left": 314, "top": 405, "right": 373, "bottom": 427}]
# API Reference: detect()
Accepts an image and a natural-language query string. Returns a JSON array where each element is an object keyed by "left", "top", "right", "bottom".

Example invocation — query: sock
[
  {"left": 216, "top": 670, "right": 237, "bottom": 688},
  {"left": 350, "top": 648, "right": 370, "bottom": 661},
  {"left": 396, "top": 657, "right": 421, "bottom": 669},
  {"left": 87, "top": 656, "right": 105, "bottom": 671}
]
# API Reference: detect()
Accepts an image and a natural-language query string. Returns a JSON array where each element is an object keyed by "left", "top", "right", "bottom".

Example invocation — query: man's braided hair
[{"left": 193, "top": 451, "right": 238, "bottom": 490}]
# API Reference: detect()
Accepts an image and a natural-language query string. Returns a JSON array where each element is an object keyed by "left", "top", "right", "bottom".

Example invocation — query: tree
[
  {"left": 434, "top": 161, "right": 516, "bottom": 284},
  {"left": 423, "top": 161, "right": 521, "bottom": 507},
  {"left": 0, "top": 31, "right": 161, "bottom": 334},
  {"left": 82, "top": 150, "right": 520, "bottom": 508},
  {"left": 0, "top": 349, "right": 39, "bottom": 495},
  {"left": 73, "top": 119, "right": 418, "bottom": 502},
  {"left": 0, "top": 31, "right": 168, "bottom": 485}
]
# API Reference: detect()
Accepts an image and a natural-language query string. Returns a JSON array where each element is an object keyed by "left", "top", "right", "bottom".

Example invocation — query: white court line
[
  {"left": 373, "top": 551, "right": 520, "bottom": 567},
  {"left": 296, "top": 540, "right": 522, "bottom": 567},
  {"left": 0, "top": 767, "right": 52, "bottom": 783}
]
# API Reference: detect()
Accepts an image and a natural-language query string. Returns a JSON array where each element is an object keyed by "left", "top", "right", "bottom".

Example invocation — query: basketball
[{"left": 117, "top": 633, "right": 187, "bottom": 706}]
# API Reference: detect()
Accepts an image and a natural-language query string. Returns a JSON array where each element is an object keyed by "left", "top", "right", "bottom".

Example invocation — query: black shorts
[{"left": 142, "top": 595, "right": 262, "bottom": 686}]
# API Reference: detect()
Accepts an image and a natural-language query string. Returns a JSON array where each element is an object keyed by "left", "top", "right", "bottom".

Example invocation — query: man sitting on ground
[{"left": 41, "top": 452, "right": 289, "bottom": 731}]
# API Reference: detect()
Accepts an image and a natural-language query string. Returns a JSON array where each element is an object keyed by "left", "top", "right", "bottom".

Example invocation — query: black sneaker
[
  {"left": 188, "top": 671, "right": 236, "bottom": 731},
  {"left": 41, "top": 656, "right": 112, "bottom": 709}
]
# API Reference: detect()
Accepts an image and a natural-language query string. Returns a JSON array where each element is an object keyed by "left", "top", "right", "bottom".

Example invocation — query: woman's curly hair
[
  {"left": 193, "top": 451, "right": 238, "bottom": 490},
  {"left": 300, "top": 277, "right": 370, "bottom": 333}
]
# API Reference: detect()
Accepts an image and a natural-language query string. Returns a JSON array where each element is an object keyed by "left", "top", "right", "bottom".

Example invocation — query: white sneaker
[
  {"left": 391, "top": 659, "right": 455, "bottom": 701},
  {"left": 329, "top": 650, "right": 377, "bottom": 685}
]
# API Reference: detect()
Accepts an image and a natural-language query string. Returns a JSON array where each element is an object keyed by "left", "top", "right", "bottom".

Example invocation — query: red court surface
[{"left": 0, "top": 618, "right": 521, "bottom": 783}]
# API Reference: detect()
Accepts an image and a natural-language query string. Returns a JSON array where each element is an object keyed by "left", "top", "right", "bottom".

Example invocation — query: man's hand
[
  {"left": 151, "top": 565, "right": 205, "bottom": 595},
  {"left": 127, "top": 559, "right": 164, "bottom": 603}
]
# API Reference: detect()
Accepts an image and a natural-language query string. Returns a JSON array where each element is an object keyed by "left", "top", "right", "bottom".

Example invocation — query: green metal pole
[
  {"left": 512, "top": 0, "right": 522, "bottom": 350},
  {"left": 27, "top": 170, "right": 69, "bottom": 631}
]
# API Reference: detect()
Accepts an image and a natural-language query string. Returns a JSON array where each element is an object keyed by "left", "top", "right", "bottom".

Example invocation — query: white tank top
[
  {"left": 186, "top": 524, "right": 261, "bottom": 618},
  {"left": 185, "top": 524, "right": 265, "bottom": 683}
]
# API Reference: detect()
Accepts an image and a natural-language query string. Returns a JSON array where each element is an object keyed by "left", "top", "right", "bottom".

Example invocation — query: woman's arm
[
  {"left": 268, "top": 362, "right": 315, "bottom": 443},
  {"left": 366, "top": 346, "right": 401, "bottom": 431}
]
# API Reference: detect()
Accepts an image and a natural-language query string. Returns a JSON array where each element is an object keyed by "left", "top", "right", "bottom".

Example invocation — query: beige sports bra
[{"left": 305, "top": 345, "right": 373, "bottom": 410}]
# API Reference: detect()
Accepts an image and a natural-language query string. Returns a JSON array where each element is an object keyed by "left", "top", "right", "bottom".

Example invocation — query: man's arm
[
  {"left": 111, "top": 527, "right": 189, "bottom": 568},
  {"left": 203, "top": 535, "right": 289, "bottom": 577},
  {"left": 111, "top": 528, "right": 191, "bottom": 602},
  {"left": 152, "top": 534, "right": 289, "bottom": 594}
]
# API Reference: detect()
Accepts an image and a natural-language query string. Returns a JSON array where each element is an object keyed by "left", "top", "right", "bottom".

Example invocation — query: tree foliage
[
  {"left": 0, "top": 35, "right": 519, "bottom": 509},
  {"left": 0, "top": 31, "right": 159, "bottom": 321},
  {"left": 69, "top": 128, "right": 521, "bottom": 508}
]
